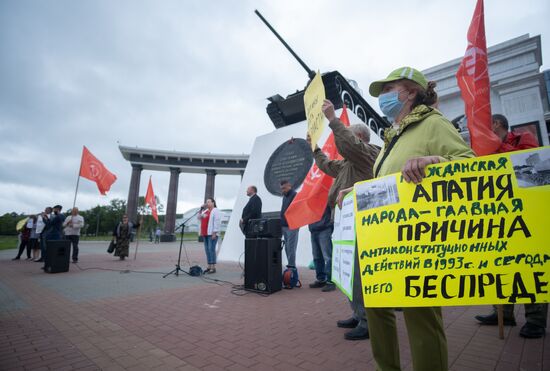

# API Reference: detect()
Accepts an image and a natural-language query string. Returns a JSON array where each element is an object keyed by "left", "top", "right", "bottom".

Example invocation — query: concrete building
[{"left": 423, "top": 34, "right": 549, "bottom": 146}]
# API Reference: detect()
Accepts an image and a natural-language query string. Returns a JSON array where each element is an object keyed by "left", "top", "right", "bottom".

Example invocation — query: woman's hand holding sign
[{"left": 401, "top": 156, "right": 441, "bottom": 184}]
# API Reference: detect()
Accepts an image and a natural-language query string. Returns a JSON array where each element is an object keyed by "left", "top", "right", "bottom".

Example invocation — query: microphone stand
[{"left": 163, "top": 207, "right": 202, "bottom": 278}]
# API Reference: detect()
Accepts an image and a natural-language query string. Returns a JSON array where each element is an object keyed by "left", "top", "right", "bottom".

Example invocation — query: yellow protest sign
[
  {"left": 304, "top": 72, "right": 326, "bottom": 150},
  {"left": 354, "top": 147, "right": 550, "bottom": 308}
]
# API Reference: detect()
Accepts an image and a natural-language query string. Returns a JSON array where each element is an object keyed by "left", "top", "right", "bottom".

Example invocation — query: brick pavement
[{"left": 0, "top": 240, "right": 548, "bottom": 370}]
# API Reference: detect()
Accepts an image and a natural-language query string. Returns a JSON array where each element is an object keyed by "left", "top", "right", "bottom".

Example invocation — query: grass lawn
[{"left": 0, "top": 236, "right": 18, "bottom": 250}]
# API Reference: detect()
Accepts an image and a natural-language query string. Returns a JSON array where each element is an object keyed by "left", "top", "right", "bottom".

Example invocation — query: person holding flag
[{"left": 308, "top": 100, "right": 380, "bottom": 341}]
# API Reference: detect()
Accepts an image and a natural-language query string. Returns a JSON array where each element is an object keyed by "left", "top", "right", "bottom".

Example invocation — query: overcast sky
[{"left": 1, "top": 0, "right": 548, "bottom": 216}]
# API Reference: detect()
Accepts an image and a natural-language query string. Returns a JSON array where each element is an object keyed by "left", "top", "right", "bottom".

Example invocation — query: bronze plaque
[{"left": 264, "top": 138, "right": 313, "bottom": 196}]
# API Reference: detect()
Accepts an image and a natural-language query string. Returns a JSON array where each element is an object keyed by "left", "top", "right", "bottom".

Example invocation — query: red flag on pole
[
  {"left": 456, "top": 0, "right": 501, "bottom": 156},
  {"left": 284, "top": 106, "right": 350, "bottom": 229},
  {"left": 79, "top": 146, "right": 117, "bottom": 195},
  {"left": 145, "top": 176, "right": 159, "bottom": 223}
]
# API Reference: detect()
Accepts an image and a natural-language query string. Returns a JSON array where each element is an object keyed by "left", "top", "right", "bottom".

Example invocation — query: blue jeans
[
  {"left": 310, "top": 227, "right": 333, "bottom": 282},
  {"left": 282, "top": 226, "right": 299, "bottom": 267},
  {"left": 203, "top": 235, "right": 218, "bottom": 264}
]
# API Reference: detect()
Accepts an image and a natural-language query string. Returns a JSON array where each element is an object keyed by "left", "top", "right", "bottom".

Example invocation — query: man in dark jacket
[
  {"left": 45, "top": 205, "right": 65, "bottom": 241},
  {"left": 240, "top": 185, "right": 262, "bottom": 235},
  {"left": 35, "top": 206, "right": 52, "bottom": 263},
  {"left": 310, "top": 99, "right": 380, "bottom": 340},
  {"left": 280, "top": 180, "right": 298, "bottom": 267}
]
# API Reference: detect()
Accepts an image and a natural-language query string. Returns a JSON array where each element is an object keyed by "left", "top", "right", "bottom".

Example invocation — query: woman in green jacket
[{"left": 366, "top": 67, "right": 474, "bottom": 371}]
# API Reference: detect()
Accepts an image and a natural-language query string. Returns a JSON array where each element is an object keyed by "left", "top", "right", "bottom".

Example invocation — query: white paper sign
[{"left": 331, "top": 192, "right": 356, "bottom": 300}]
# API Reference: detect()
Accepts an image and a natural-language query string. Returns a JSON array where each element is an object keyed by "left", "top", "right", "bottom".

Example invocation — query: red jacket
[{"left": 497, "top": 131, "right": 538, "bottom": 153}]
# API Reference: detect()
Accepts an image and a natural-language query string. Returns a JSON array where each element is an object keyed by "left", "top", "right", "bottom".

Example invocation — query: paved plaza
[{"left": 0, "top": 240, "right": 548, "bottom": 370}]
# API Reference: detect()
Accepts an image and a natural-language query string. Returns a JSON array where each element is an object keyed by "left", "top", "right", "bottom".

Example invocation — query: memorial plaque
[{"left": 264, "top": 138, "right": 313, "bottom": 196}]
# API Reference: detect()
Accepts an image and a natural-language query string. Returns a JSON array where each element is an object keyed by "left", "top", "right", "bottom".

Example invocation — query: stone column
[
  {"left": 204, "top": 169, "right": 216, "bottom": 202},
  {"left": 126, "top": 164, "right": 142, "bottom": 223},
  {"left": 163, "top": 167, "right": 180, "bottom": 242}
]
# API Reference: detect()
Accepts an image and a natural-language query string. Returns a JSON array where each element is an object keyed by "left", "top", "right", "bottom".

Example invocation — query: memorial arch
[{"left": 119, "top": 145, "right": 248, "bottom": 241}]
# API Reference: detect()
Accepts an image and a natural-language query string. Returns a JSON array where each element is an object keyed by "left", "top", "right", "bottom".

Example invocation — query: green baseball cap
[{"left": 369, "top": 67, "right": 428, "bottom": 97}]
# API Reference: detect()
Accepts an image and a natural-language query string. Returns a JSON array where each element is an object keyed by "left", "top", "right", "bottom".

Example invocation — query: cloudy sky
[{"left": 1, "top": 0, "right": 548, "bottom": 215}]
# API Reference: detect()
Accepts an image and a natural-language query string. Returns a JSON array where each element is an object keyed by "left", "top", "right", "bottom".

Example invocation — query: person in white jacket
[
  {"left": 63, "top": 207, "right": 85, "bottom": 263},
  {"left": 199, "top": 198, "right": 221, "bottom": 274}
]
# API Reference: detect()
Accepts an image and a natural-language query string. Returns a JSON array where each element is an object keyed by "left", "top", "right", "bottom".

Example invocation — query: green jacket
[
  {"left": 374, "top": 105, "right": 475, "bottom": 177},
  {"left": 314, "top": 118, "right": 381, "bottom": 209}
]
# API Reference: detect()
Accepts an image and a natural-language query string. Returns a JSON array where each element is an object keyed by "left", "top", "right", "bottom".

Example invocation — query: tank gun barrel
[{"left": 254, "top": 9, "right": 316, "bottom": 79}]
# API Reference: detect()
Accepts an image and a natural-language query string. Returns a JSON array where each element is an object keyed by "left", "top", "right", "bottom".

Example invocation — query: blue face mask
[{"left": 378, "top": 90, "right": 406, "bottom": 123}]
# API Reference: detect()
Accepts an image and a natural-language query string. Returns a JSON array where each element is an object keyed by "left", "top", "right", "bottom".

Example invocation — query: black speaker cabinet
[
  {"left": 244, "top": 238, "right": 282, "bottom": 293},
  {"left": 44, "top": 240, "right": 71, "bottom": 273},
  {"left": 245, "top": 218, "right": 282, "bottom": 238}
]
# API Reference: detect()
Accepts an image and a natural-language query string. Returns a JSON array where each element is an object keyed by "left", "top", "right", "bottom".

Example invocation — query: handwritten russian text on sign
[
  {"left": 304, "top": 72, "right": 326, "bottom": 150},
  {"left": 354, "top": 147, "right": 550, "bottom": 307},
  {"left": 332, "top": 192, "right": 356, "bottom": 300}
]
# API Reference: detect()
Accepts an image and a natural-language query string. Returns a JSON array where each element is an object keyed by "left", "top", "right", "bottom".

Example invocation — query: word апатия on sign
[{"left": 354, "top": 147, "right": 550, "bottom": 308}]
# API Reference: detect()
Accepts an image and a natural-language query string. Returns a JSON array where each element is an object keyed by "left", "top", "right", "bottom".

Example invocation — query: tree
[{"left": 0, "top": 213, "right": 20, "bottom": 235}]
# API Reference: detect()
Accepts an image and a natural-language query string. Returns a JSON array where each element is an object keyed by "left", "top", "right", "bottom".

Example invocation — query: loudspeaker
[
  {"left": 244, "top": 238, "right": 282, "bottom": 293},
  {"left": 245, "top": 218, "right": 282, "bottom": 238},
  {"left": 44, "top": 240, "right": 71, "bottom": 273}
]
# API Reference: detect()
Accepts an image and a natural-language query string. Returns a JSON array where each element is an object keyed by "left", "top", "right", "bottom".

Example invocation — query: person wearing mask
[
  {"left": 63, "top": 207, "right": 85, "bottom": 263},
  {"left": 360, "top": 67, "right": 475, "bottom": 370},
  {"left": 280, "top": 180, "right": 299, "bottom": 268}
]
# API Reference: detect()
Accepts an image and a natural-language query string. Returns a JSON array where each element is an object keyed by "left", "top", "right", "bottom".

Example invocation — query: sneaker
[
  {"left": 321, "top": 283, "right": 336, "bottom": 292},
  {"left": 12, "top": 257, "right": 20, "bottom": 261},
  {"left": 72, "top": 260, "right": 78, "bottom": 264},
  {"left": 519, "top": 323, "right": 545, "bottom": 339},
  {"left": 344, "top": 326, "right": 370, "bottom": 340},
  {"left": 337, "top": 317, "right": 359, "bottom": 329},
  {"left": 475, "top": 312, "right": 516, "bottom": 326},
  {"left": 206, "top": 268, "right": 216, "bottom": 274},
  {"left": 35, "top": 259, "right": 44, "bottom": 262},
  {"left": 309, "top": 280, "right": 326, "bottom": 288}
]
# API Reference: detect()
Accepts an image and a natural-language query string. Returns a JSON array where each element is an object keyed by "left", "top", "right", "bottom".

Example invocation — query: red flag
[
  {"left": 284, "top": 106, "right": 350, "bottom": 229},
  {"left": 145, "top": 176, "right": 159, "bottom": 223},
  {"left": 456, "top": 0, "right": 501, "bottom": 155},
  {"left": 79, "top": 146, "right": 117, "bottom": 195}
]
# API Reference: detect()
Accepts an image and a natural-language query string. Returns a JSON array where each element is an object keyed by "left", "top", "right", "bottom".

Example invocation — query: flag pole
[
  {"left": 73, "top": 147, "right": 84, "bottom": 209},
  {"left": 134, "top": 214, "right": 144, "bottom": 260}
]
